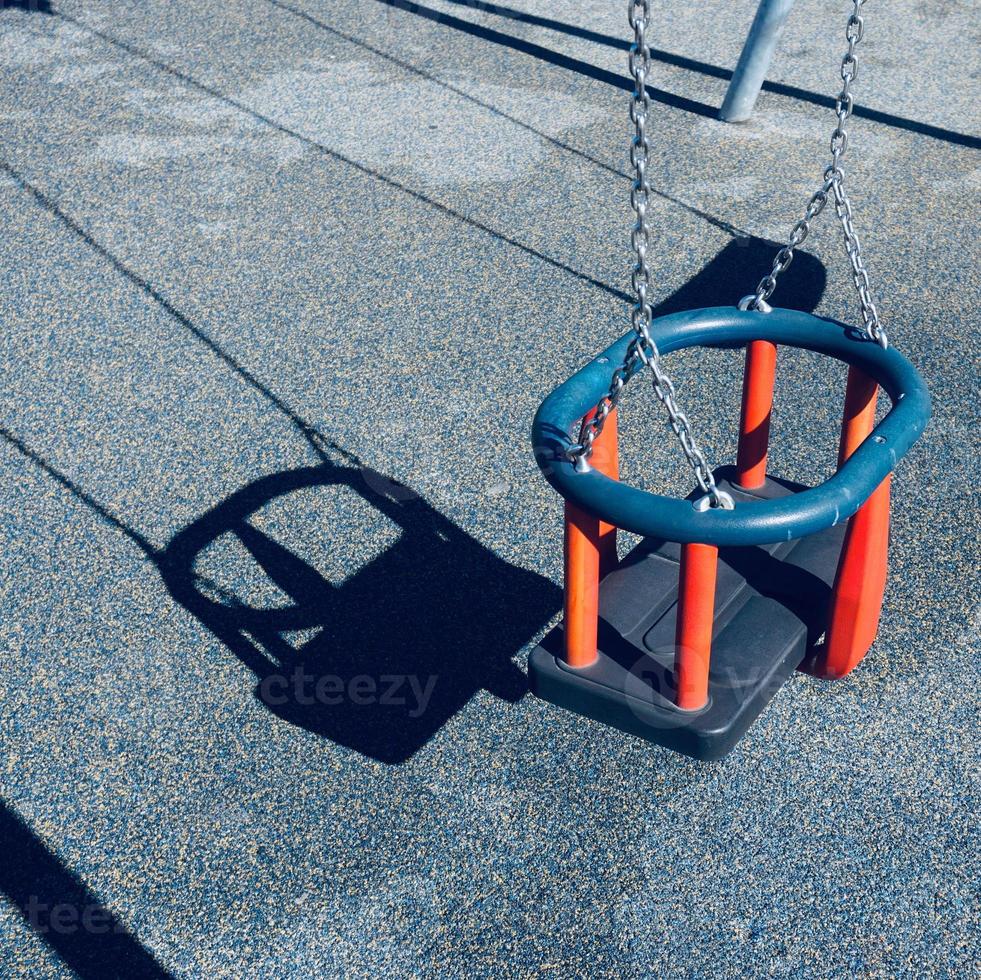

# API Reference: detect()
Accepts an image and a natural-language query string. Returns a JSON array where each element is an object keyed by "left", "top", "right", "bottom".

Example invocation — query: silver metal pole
[{"left": 719, "top": 0, "right": 796, "bottom": 123}]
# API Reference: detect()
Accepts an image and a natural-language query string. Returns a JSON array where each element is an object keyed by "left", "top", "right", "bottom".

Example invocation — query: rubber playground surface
[{"left": 0, "top": 0, "right": 978, "bottom": 976}]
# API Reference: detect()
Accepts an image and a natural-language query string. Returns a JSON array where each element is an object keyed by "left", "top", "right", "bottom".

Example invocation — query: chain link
[
  {"left": 746, "top": 0, "right": 887, "bottom": 348},
  {"left": 569, "top": 0, "right": 731, "bottom": 510},
  {"left": 744, "top": 177, "right": 834, "bottom": 309}
]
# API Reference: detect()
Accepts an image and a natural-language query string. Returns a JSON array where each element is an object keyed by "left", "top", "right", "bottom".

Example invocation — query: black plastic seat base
[{"left": 529, "top": 470, "right": 847, "bottom": 760}]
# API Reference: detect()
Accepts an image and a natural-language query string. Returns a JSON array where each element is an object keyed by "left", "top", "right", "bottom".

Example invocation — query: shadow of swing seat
[{"left": 159, "top": 458, "right": 559, "bottom": 765}]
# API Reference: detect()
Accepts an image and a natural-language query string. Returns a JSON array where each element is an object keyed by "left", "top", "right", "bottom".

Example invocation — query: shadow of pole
[
  {"left": 377, "top": 0, "right": 718, "bottom": 117},
  {"left": 0, "top": 800, "right": 172, "bottom": 979},
  {"left": 409, "top": 0, "right": 981, "bottom": 149},
  {"left": 1, "top": 1, "right": 54, "bottom": 13}
]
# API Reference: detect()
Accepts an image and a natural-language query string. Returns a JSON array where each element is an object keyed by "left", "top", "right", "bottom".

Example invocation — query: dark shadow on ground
[
  {"left": 651, "top": 234, "right": 826, "bottom": 317},
  {"left": 379, "top": 0, "right": 717, "bottom": 117},
  {"left": 0, "top": 800, "right": 172, "bottom": 979},
  {"left": 1, "top": 1, "right": 54, "bottom": 13},
  {"left": 432, "top": 0, "right": 981, "bottom": 150},
  {"left": 0, "top": 158, "right": 562, "bottom": 767},
  {"left": 159, "top": 456, "right": 556, "bottom": 764},
  {"left": 0, "top": 424, "right": 556, "bottom": 768}
]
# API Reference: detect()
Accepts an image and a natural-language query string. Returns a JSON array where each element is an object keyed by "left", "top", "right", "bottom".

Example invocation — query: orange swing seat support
[{"left": 560, "top": 352, "right": 892, "bottom": 718}]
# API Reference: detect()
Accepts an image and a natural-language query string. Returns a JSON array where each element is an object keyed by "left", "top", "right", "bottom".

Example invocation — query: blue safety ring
[{"left": 532, "top": 306, "right": 930, "bottom": 546}]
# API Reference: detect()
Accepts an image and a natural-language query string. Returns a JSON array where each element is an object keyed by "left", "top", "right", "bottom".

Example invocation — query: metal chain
[
  {"left": 744, "top": 0, "right": 887, "bottom": 349},
  {"left": 569, "top": 0, "right": 732, "bottom": 510},
  {"left": 742, "top": 177, "right": 834, "bottom": 310}
]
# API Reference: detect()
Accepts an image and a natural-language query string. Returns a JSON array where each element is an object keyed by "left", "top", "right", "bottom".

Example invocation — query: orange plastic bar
[
  {"left": 817, "top": 366, "right": 890, "bottom": 679},
  {"left": 591, "top": 409, "right": 619, "bottom": 576},
  {"left": 563, "top": 500, "right": 601, "bottom": 668},
  {"left": 563, "top": 410, "right": 619, "bottom": 668},
  {"left": 821, "top": 476, "right": 890, "bottom": 678},
  {"left": 674, "top": 542, "right": 719, "bottom": 710},
  {"left": 837, "top": 364, "right": 879, "bottom": 467},
  {"left": 735, "top": 340, "right": 777, "bottom": 489}
]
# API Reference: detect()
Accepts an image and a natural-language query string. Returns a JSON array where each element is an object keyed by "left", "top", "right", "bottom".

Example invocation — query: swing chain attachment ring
[
  {"left": 745, "top": 0, "right": 888, "bottom": 350},
  {"left": 738, "top": 295, "right": 773, "bottom": 314},
  {"left": 568, "top": 0, "right": 731, "bottom": 512}
]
